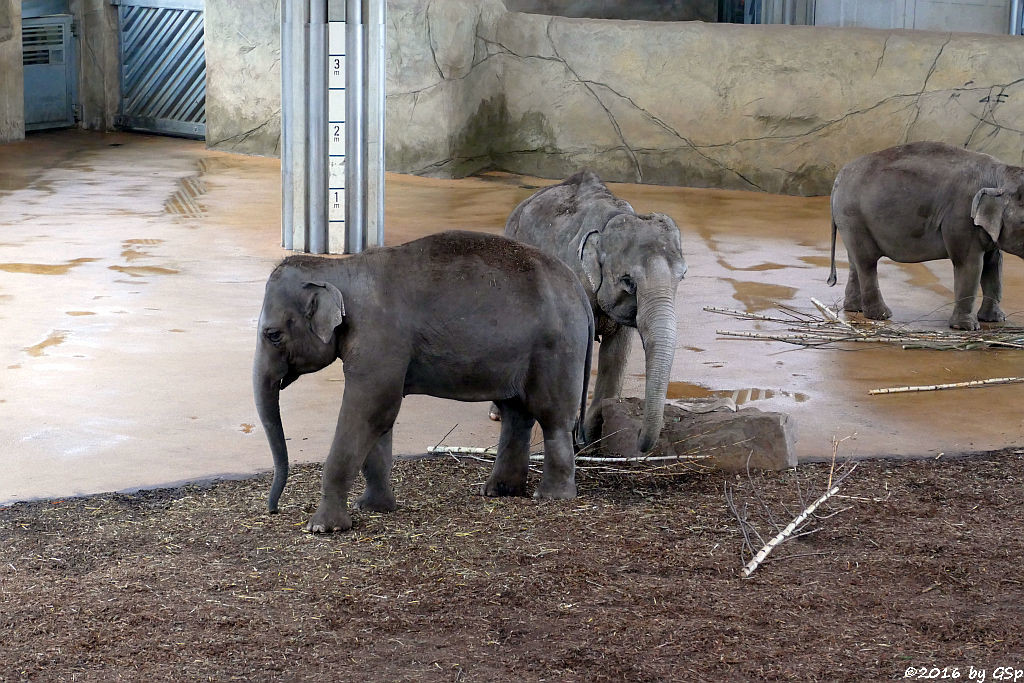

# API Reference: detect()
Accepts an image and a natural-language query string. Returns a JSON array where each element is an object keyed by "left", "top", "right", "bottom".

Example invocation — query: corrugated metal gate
[
  {"left": 22, "top": 14, "right": 77, "bottom": 130},
  {"left": 113, "top": 0, "right": 206, "bottom": 139}
]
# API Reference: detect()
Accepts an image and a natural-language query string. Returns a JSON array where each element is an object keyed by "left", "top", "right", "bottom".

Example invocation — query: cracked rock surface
[{"left": 388, "top": 0, "right": 1024, "bottom": 195}]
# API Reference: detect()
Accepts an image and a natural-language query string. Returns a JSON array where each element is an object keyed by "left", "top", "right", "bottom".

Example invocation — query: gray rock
[{"left": 597, "top": 397, "right": 797, "bottom": 472}]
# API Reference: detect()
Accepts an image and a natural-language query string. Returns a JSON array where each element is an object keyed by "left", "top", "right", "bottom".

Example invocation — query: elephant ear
[
  {"left": 578, "top": 229, "right": 603, "bottom": 291},
  {"left": 303, "top": 281, "right": 346, "bottom": 344},
  {"left": 972, "top": 187, "right": 1006, "bottom": 242}
]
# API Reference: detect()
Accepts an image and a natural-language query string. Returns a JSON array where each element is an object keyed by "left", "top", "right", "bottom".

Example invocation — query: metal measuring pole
[
  {"left": 281, "top": 0, "right": 309, "bottom": 250},
  {"left": 307, "top": 0, "right": 330, "bottom": 255},
  {"left": 343, "top": 0, "right": 365, "bottom": 254}
]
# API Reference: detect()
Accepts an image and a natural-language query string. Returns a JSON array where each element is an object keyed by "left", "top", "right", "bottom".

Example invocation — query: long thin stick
[
  {"left": 740, "top": 483, "right": 842, "bottom": 578},
  {"left": 869, "top": 376, "right": 1024, "bottom": 395},
  {"left": 425, "top": 445, "right": 711, "bottom": 464}
]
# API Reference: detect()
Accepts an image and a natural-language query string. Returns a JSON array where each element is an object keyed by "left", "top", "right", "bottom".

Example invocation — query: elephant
[
  {"left": 494, "top": 170, "right": 687, "bottom": 454},
  {"left": 828, "top": 141, "right": 1024, "bottom": 330},
  {"left": 253, "top": 230, "right": 594, "bottom": 533}
]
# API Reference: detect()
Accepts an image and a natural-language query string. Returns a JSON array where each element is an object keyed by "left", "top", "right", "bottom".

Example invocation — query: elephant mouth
[{"left": 280, "top": 369, "right": 301, "bottom": 390}]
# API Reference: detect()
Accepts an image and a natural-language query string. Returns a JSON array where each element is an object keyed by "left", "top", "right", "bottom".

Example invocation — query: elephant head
[
  {"left": 253, "top": 265, "right": 346, "bottom": 512},
  {"left": 972, "top": 176, "right": 1024, "bottom": 257},
  {"left": 579, "top": 213, "right": 687, "bottom": 452}
]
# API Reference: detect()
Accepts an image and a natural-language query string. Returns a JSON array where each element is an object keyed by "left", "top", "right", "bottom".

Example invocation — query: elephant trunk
[
  {"left": 253, "top": 349, "right": 289, "bottom": 513},
  {"left": 635, "top": 261, "right": 679, "bottom": 454}
]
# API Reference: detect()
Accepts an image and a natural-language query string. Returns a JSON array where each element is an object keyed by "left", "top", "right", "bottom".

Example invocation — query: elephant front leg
[
  {"left": 484, "top": 401, "right": 535, "bottom": 497},
  {"left": 306, "top": 386, "right": 402, "bottom": 533},
  {"left": 584, "top": 325, "right": 634, "bottom": 443},
  {"left": 949, "top": 255, "right": 983, "bottom": 330},
  {"left": 353, "top": 428, "right": 397, "bottom": 513},
  {"left": 977, "top": 249, "right": 1005, "bottom": 323}
]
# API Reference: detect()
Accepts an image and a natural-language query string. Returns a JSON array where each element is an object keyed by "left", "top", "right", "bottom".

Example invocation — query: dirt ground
[{"left": 2, "top": 451, "right": 1023, "bottom": 682}]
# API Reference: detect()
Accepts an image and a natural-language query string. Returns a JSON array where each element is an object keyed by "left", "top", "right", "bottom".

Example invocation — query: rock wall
[
  {"left": 204, "top": 0, "right": 281, "bottom": 155},
  {"left": 501, "top": 0, "right": 718, "bottom": 22},
  {"left": 389, "top": 0, "right": 1024, "bottom": 195},
  {"left": 0, "top": 0, "right": 24, "bottom": 143}
]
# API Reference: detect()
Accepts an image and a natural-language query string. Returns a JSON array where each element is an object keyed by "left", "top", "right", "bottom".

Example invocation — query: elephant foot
[
  {"left": 977, "top": 305, "right": 1006, "bottom": 323},
  {"left": 488, "top": 403, "right": 501, "bottom": 422},
  {"left": 842, "top": 297, "right": 862, "bottom": 313},
  {"left": 482, "top": 478, "right": 528, "bottom": 497},
  {"left": 353, "top": 491, "right": 397, "bottom": 513},
  {"left": 534, "top": 480, "right": 577, "bottom": 500},
  {"left": 303, "top": 505, "right": 352, "bottom": 534},
  {"left": 862, "top": 302, "right": 892, "bottom": 320},
  {"left": 949, "top": 313, "right": 981, "bottom": 331}
]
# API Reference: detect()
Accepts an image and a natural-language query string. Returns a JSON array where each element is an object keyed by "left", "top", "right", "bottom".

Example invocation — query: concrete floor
[{"left": 2, "top": 130, "right": 1022, "bottom": 505}]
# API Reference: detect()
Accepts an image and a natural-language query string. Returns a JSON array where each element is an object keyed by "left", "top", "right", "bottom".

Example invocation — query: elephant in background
[
  {"left": 254, "top": 231, "right": 593, "bottom": 533},
  {"left": 829, "top": 141, "right": 1024, "bottom": 330},
  {"left": 498, "top": 170, "right": 687, "bottom": 454}
]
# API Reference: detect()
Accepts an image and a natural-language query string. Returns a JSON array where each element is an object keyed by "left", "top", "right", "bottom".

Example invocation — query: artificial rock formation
[
  {"left": 597, "top": 397, "right": 797, "bottom": 471},
  {"left": 387, "top": 0, "right": 1024, "bottom": 195}
]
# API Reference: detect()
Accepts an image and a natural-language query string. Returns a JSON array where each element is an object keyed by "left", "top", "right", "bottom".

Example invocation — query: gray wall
[
  {"left": 0, "top": 0, "right": 24, "bottom": 143},
  {"left": 502, "top": 0, "right": 718, "bottom": 22},
  {"left": 204, "top": 0, "right": 281, "bottom": 155},
  {"left": 387, "top": 0, "right": 1024, "bottom": 195},
  {"left": 815, "top": 0, "right": 1014, "bottom": 34},
  {"left": 70, "top": 0, "right": 118, "bottom": 131}
]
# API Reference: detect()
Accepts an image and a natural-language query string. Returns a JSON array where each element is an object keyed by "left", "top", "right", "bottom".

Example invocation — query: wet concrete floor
[{"left": 1, "top": 130, "right": 1022, "bottom": 504}]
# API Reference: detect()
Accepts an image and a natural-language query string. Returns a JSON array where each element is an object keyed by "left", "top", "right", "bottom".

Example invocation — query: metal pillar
[
  {"left": 367, "top": 0, "right": 387, "bottom": 248},
  {"left": 1012, "top": 0, "right": 1022, "bottom": 35},
  {"left": 281, "top": 0, "right": 308, "bottom": 250},
  {"left": 343, "top": 0, "right": 365, "bottom": 254},
  {"left": 307, "top": 0, "right": 329, "bottom": 255},
  {"left": 281, "top": 0, "right": 385, "bottom": 255}
]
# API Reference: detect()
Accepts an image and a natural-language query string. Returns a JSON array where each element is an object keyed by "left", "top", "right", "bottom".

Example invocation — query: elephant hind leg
[
  {"left": 534, "top": 420, "right": 577, "bottom": 500},
  {"left": 484, "top": 400, "right": 534, "bottom": 497},
  {"left": 353, "top": 428, "right": 397, "bottom": 513},
  {"left": 978, "top": 249, "right": 1005, "bottom": 323},
  {"left": 842, "top": 265, "right": 862, "bottom": 312},
  {"left": 851, "top": 257, "right": 891, "bottom": 320}
]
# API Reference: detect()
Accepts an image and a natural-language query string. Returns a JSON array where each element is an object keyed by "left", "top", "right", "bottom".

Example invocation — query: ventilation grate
[{"left": 22, "top": 23, "right": 64, "bottom": 66}]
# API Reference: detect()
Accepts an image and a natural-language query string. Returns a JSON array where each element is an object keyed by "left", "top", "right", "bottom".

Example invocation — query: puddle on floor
[
  {"left": 164, "top": 175, "right": 207, "bottom": 218},
  {"left": 0, "top": 258, "right": 100, "bottom": 275},
  {"left": 719, "top": 261, "right": 802, "bottom": 272},
  {"left": 666, "top": 380, "right": 809, "bottom": 405},
  {"left": 109, "top": 265, "right": 180, "bottom": 277},
  {"left": 24, "top": 330, "right": 68, "bottom": 357},
  {"left": 65, "top": 311, "right": 95, "bottom": 316},
  {"left": 722, "top": 278, "right": 799, "bottom": 312}
]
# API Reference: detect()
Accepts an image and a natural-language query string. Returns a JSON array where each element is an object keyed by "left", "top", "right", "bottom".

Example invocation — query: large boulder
[{"left": 597, "top": 397, "right": 797, "bottom": 471}]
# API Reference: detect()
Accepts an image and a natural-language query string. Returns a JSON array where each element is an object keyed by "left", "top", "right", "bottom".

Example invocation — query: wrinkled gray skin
[
  {"left": 254, "top": 231, "right": 594, "bottom": 533},
  {"left": 496, "top": 170, "right": 687, "bottom": 454},
  {"left": 829, "top": 141, "right": 1024, "bottom": 330}
]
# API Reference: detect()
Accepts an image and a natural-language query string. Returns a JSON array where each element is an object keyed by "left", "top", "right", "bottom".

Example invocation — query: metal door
[
  {"left": 22, "top": 14, "right": 77, "bottom": 131},
  {"left": 113, "top": 0, "right": 206, "bottom": 139}
]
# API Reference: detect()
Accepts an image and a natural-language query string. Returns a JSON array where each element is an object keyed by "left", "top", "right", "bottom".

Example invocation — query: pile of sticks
[{"left": 707, "top": 299, "right": 1024, "bottom": 351}]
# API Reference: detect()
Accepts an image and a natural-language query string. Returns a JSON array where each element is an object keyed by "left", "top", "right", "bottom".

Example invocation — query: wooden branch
[
  {"left": 425, "top": 445, "right": 712, "bottom": 464},
  {"left": 740, "top": 483, "right": 844, "bottom": 578},
  {"left": 869, "top": 376, "right": 1024, "bottom": 395}
]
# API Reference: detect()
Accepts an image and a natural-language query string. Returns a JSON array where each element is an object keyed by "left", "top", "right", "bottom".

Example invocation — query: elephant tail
[
  {"left": 574, "top": 306, "right": 595, "bottom": 452},
  {"left": 827, "top": 215, "right": 838, "bottom": 287}
]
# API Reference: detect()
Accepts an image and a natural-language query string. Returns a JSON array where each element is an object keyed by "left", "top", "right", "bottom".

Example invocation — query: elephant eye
[
  {"left": 264, "top": 329, "right": 284, "bottom": 346},
  {"left": 619, "top": 275, "right": 636, "bottom": 294}
]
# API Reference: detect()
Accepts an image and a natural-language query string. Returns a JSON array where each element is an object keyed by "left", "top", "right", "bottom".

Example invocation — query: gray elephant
[
  {"left": 828, "top": 141, "right": 1024, "bottom": 330},
  {"left": 253, "top": 230, "right": 594, "bottom": 533},
  {"left": 496, "top": 170, "right": 687, "bottom": 454}
]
